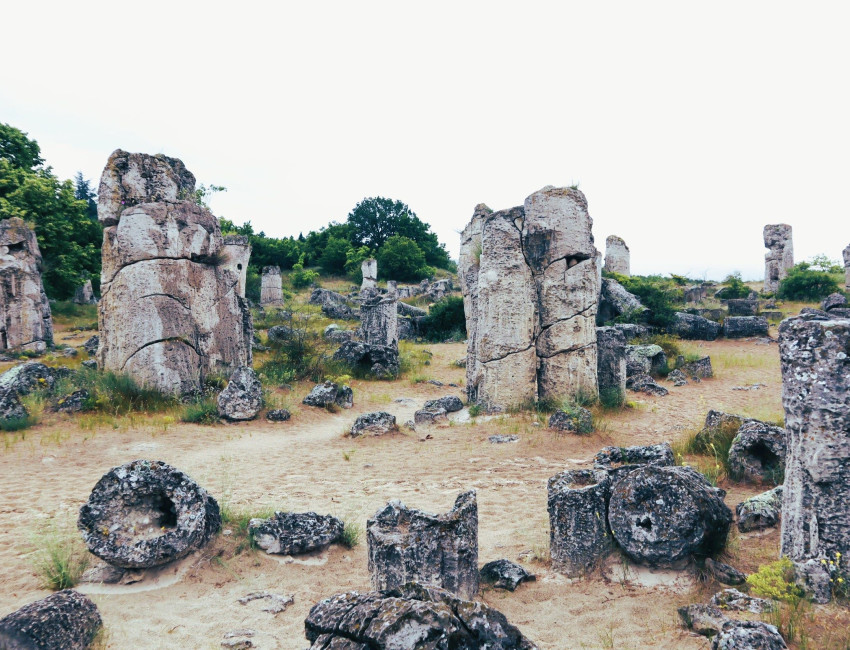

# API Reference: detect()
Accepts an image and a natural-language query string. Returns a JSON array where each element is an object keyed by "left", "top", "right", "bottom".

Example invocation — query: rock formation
[
  {"left": 96, "top": 150, "right": 251, "bottom": 394},
  {"left": 844, "top": 244, "right": 850, "bottom": 291},
  {"left": 217, "top": 366, "right": 263, "bottom": 420},
  {"left": 727, "top": 419, "right": 786, "bottom": 483},
  {"left": 603, "top": 235, "right": 630, "bottom": 276},
  {"left": 736, "top": 486, "right": 783, "bottom": 532},
  {"left": 0, "top": 590, "right": 102, "bottom": 650},
  {"left": 459, "top": 187, "right": 599, "bottom": 411},
  {"left": 222, "top": 235, "right": 251, "bottom": 298},
  {"left": 260, "top": 266, "right": 283, "bottom": 305},
  {"left": 596, "top": 327, "right": 627, "bottom": 406},
  {"left": 668, "top": 312, "right": 721, "bottom": 340},
  {"left": 302, "top": 381, "right": 353, "bottom": 409},
  {"left": 248, "top": 512, "right": 344, "bottom": 555},
  {"left": 779, "top": 314, "right": 850, "bottom": 583},
  {"left": 724, "top": 316, "right": 769, "bottom": 338},
  {"left": 367, "top": 491, "right": 479, "bottom": 599},
  {"left": 360, "top": 258, "right": 377, "bottom": 290},
  {"left": 72, "top": 279, "right": 97, "bottom": 305},
  {"left": 480, "top": 559, "right": 536, "bottom": 591},
  {"left": 763, "top": 224, "right": 793, "bottom": 293},
  {"left": 597, "top": 278, "right": 645, "bottom": 323},
  {"left": 0, "top": 218, "right": 53, "bottom": 352},
  {"left": 359, "top": 288, "right": 397, "bottom": 348},
  {"left": 349, "top": 411, "right": 397, "bottom": 437},
  {"left": 333, "top": 340, "right": 399, "bottom": 378}
]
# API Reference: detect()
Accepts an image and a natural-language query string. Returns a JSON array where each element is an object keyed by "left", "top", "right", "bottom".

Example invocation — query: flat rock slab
[
  {"left": 480, "top": 559, "right": 536, "bottom": 591},
  {"left": 249, "top": 512, "right": 343, "bottom": 555},
  {"left": 238, "top": 591, "right": 294, "bottom": 615}
]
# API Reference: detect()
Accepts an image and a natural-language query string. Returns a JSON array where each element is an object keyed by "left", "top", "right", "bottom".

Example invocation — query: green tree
[
  {"left": 73, "top": 172, "right": 98, "bottom": 221},
  {"left": 377, "top": 235, "right": 429, "bottom": 282},
  {"left": 319, "top": 236, "right": 352, "bottom": 274},
  {"left": 778, "top": 262, "right": 841, "bottom": 301},
  {"left": 0, "top": 123, "right": 43, "bottom": 170},
  {"left": 344, "top": 245, "right": 372, "bottom": 283}
]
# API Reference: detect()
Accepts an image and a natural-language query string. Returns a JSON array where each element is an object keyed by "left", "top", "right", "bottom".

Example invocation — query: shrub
[
  {"left": 609, "top": 273, "right": 680, "bottom": 328},
  {"left": 747, "top": 557, "right": 804, "bottom": 603},
  {"left": 340, "top": 520, "right": 363, "bottom": 548},
  {"left": 289, "top": 254, "right": 319, "bottom": 289},
  {"left": 344, "top": 245, "right": 372, "bottom": 284},
  {"left": 718, "top": 272, "right": 751, "bottom": 299},
  {"left": 319, "top": 236, "right": 352, "bottom": 274},
  {"left": 420, "top": 296, "right": 465, "bottom": 341},
  {"left": 377, "top": 235, "right": 429, "bottom": 282},
  {"left": 180, "top": 397, "right": 220, "bottom": 424},
  {"left": 76, "top": 370, "right": 176, "bottom": 415},
  {"left": 778, "top": 262, "right": 841, "bottom": 301},
  {"left": 258, "top": 309, "right": 339, "bottom": 383}
]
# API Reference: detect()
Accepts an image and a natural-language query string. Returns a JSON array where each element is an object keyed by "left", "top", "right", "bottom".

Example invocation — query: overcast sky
[{"left": 3, "top": 1, "right": 848, "bottom": 280}]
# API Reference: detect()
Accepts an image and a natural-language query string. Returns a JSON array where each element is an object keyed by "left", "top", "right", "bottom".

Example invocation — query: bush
[
  {"left": 290, "top": 254, "right": 319, "bottom": 289},
  {"left": 73, "top": 369, "right": 176, "bottom": 415},
  {"left": 609, "top": 273, "right": 680, "bottom": 328},
  {"left": 344, "top": 245, "right": 372, "bottom": 284},
  {"left": 319, "top": 236, "right": 352, "bottom": 274},
  {"left": 377, "top": 235, "right": 429, "bottom": 282},
  {"left": 420, "top": 296, "right": 465, "bottom": 341},
  {"left": 720, "top": 272, "right": 751, "bottom": 299},
  {"left": 747, "top": 557, "right": 804, "bottom": 604},
  {"left": 180, "top": 396, "right": 220, "bottom": 424},
  {"left": 778, "top": 262, "right": 841, "bottom": 301}
]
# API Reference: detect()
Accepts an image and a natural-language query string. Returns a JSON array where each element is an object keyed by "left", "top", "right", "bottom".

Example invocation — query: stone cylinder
[
  {"left": 0, "top": 590, "right": 102, "bottom": 650},
  {"left": 222, "top": 234, "right": 251, "bottom": 298},
  {"left": 360, "top": 258, "right": 377, "bottom": 290},
  {"left": 260, "top": 265, "right": 283, "bottom": 305},
  {"left": 548, "top": 469, "right": 612, "bottom": 576},
  {"left": 596, "top": 327, "right": 627, "bottom": 407},
  {"left": 359, "top": 288, "right": 398, "bottom": 349},
  {"left": 603, "top": 235, "right": 630, "bottom": 276},
  {"left": 779, "top": 315, "right": 850, "bottom": 571},
  {"left": 763, "top": 224, "right": 793, "bottom": 293}
]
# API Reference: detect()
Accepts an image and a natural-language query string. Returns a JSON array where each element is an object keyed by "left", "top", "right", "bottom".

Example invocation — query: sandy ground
[{"left": 0, "top": 333, "right": 798, "bottom": 649}]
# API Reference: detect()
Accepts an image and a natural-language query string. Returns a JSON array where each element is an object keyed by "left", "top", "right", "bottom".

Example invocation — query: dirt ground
[{"left": 0, "top": 326, "right": 838, "bottom": 649}]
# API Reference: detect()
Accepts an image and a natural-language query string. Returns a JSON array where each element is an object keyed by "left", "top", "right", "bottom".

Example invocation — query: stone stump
[
  {"left": 72, "top": 279, "right": 96, "bottom": 305},
  {"left": 360, "top": 258, "right": 377, "bottom": 290},
  {"left": 0, "top": 218, "right": 53, "bottom": 352},
  {"left": 222, "top": 234, "right": 251, "bottom": 298},
  {"left": 260, "top": 265, "right": 283, "bottom": 305},
  {"left": 597, "top": 327, "right": 627, "bottom": 406},
  {"left": 548, "top": 469, "right": 612, "bottom": 575},
  {"left": 779, "top": 314, "right": 850, "bottom": 578},
  {"left": 459, "top": 204, "right": 490, "bottom": 405},
  {"left": 0, "top": 590, "right": 102, "bottom": 650},
  {"left": 763, "top": 224, "right": 793, "bottom": 293},
  {"left": 367, "top": 491, "right": 479, "bottom": 599},
  {"left": 603, "top": 235, "right": 630, "bottom": 276},
  {"left": 359, "top": 288, "right": 398, "bottom": 349}
]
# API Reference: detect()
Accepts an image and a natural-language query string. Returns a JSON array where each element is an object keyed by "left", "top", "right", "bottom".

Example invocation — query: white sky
[{"left": 2, "top": 1, "right": 849, "bottom": 281}]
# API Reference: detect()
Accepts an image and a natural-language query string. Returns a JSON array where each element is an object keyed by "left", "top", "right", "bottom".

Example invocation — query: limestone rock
[
  {"left": 728, "top": 420, "right": 786, "bottom": 483},
  {"left": 726, "top": 299, "right": 758, "bottom": 316},
  {"left": 792, "top": 558, "right": 831, "bottom": 604},
  {"left": 0, "top": 589, "right": 102, "bottom": 650},
  {"left": 332, "top": 340, "right": 399, "bottom": 378},
  {"left": 594, "top": 443, "right": 675, "bottom": 469},
  {"left": 310, "top": 288, "right": 358, "bottom": 320},
  {"left": 248, "top": 512, "right": 343, "bottom": 555},
  {"left": 779, "top": 315, "right": 850, "bottom": 579},
  {"left": 367, "top": 491, "right": 479, "bottom": 599},
  {"left": 667, "top": 369, "right": 687, "bottom": 386},
  {"left": 396, "top": 301, "right": 426, "bottom": 318},
  {"left": 0, "top": 218, "right": 54, "bottom": 352},
  {"left": 724, "top": 316, "right": 769, "bottom": 338},
  {"left": 596, "top": 327, "right": 627, "bottom": 406},
  {"left": 626, "top": 373, "right": 668, "bottom": 396},
  {"left": 359, "top": 288, "right": 398, "bottom": 349},
  {"left": 217, "top": 367, "right": 263, "bottom": 421},
  {"left": 681, "top": 355, "right": 713, "bottom": 379},
  {"left": 302, "top": 381, "right": 353, "bottom": 409},
  {"left": 603, "top": 235, "right": 630, "bottom": 276},
  {"left": 480, "top": 559, "right": 536, "bottom": 591},
  {"left": 736, "top": 486, "right": 783, "bottom": 532},
  {"left": 710, "top": 589, "right": 772, "bottom": 613},
  {"left": 548, "top": 469, "right": 612, "bottom": 575},
  {"left": 422, "top": 395, "right": 463, "bottom": 413},
  {"left": 78, "top": 459, "right": 220, "bottom": 568},
  {"left": 83, "top": 335, "right": 99, "bottom": 356},
  {"left": 821, "top": 292, "right": 846, "bottom": 311},
  {"left": 668, "top": 312, "right": 721, "bottom": 340},
  {"left": 350, "top": 412, "right": 397, "bottom": 437},
  {"left": 0, "top": 362, "right": 59, "bottom": 420},
  {"left": 304, "top": 583, "right": 537, "bottom": 649},
  {"left": 677, "top": 603, "right": 730, "bottom": 637},
  {"left": 53, "top": 389, "right": 89, "bottom": 414},
  {"left": 459, "top": 205, "right": 490, "bottom": 404},
  {"left": 598, "top": 278, "right": 645, "bottom": 323},
  {"left": 489, "top": 434, "right": 519, "bottom": 444},
  {"left": 73, "top": 279, "right": 97, "bottom": 305},
  {"left": 705, "top": 558, "right": 747, "bottom": 585},
  {"left": 360, "top": 258, "right": 377, "bottom": 290},
  {"left": 763, "top": 224, "right": 793, "bottom": 294},
  {"left": 260, "top": 266, "right": 283, "bottom": 305},
  {"left": 625, "top": 344, "right": 667, "bottom": 377},
  {"left": 548, "top": 408, "right": 593, "bottom": 434},
  {"left": 414, "top": 407, "right": 448, "bottom": 425},
  {"left": 712, "top": 621, "right": 787, "bottom": 650},
  {"left": 608, "top": 465, "right": 732, "bottom": 566},
  {"left": 266, "top": 409, "right": 291, "bottom": 422},
  {"left": 221, "top": 235, "right": 251, "bottom": 299}
]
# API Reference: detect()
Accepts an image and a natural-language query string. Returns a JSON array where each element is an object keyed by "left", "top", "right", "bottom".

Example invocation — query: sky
[{"left": 2, "top": 1, "right": 849, "bottom": 281}]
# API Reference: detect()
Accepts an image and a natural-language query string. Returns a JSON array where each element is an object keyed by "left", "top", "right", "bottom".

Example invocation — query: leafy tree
[
  {"left": 0, "top": 123, "right": 43, "bottom": 170},
  {"left": 377, "top": 235, "right": 429, "bottom": 282},
  {"left": 319, "top": 236, "right": 352, "bottom": 274},
  {"left": 720, "top": 272, "right": 751, "bottom": 299},
  {"left": 344, "top": 245, "right": 372, "bottom": 284},
  {"left": 302, "top": 222, "right": 350, "bottom": 266},
  {"left": 290, "top": 254, "right": 319, "bottom": 289},
  {"left": 808, "top": 254, "right": 843, "bottom": 274},
  {"left": 420, "top": 296, "right": 466, "bottom": 341},
  {"left": 778, "top": 263, "right": 841, "bottom": 301}
]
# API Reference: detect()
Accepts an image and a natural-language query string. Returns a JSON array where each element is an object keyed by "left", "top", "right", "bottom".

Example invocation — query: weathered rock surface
[
  {"left": 712, "top": 621, "right": 787, "bottom": 650},
  {"left": 705, "top": 558, "right": 746, "bottom": 585},
  {"left": 0, "top": 362, "right": 60, "bottom": 420},
  {"left": 598, "top": 278, "right": 645, "bottom": 323},
  {"left": 792, "top": 558, "right": 832, "bottom": 604},
  {"left": 78, "top": 459, "right": 220, "bottom": 568},
  {"left": 302, "top": 381, "right": 353, "bottom": 409},
  {"left": 548, "top": 469, "right": 612, "bottom": 575},
  {"left": 360, "top": 258, "right": 377, "bottom": 290},
  {"left": 724, "top": 316, "right": 769, "bottom": 338},
  {"left": 710, "top": 589, "right": 773, "bottom": 614},
  {"left": 96, "top": 150, "right": 251, "bottom": 394},
  {"left": 677, "top": 603, "right": 730, "bottom": 637},
  {"left": 73, "top": 279, "right": 97, "bottom": 305},
  {"left": 310, "top": 288, "right": 358, "bottom": 320},
  {"left": 594, "top": 443, "right": 675, "bottom": 469},
  {"left": 821, "top": 292, "right": 847, "bottom": 311},
  {"left": 304, "top": 583, "right": 537, "bottom": 649},
  {"left": 667, "top": 369, "right": 687, "bottom": 386},
  {"left": 726, "top": 299, "right": 758, "bottom": 316},
  {"left": 480, "top": 559, "right": 536, "bottom": 591},
  {"left": 53, "top": 389, "right": 89, "bottom": 414},
  {"left": 626, "top": 373, "right": 669, "bottom": 396},
  {"left": 844, "top": 244, "right": 850, "bottom": 291},
  {"left": 681, "top": 355, "right": 713, "bottom": 379},
  {"left": 248, "top": 512, "right": 343, "bottom": 555},
  {"left": 350, "top": 412, "right": 397, "bottom": 437},
  {"left": 596, "top": 327, "right": 627, "bottom": 406},
  {"left": 83, "top": 335, "right": 99, "bottom": 356},
  {"left": 779, "top": 315, "right": 850, "bottom": 582},
  {"left": 608, "top": 465, "right": 732, "bottom": 566},
  {"left": 669, "top": 312, "right": 721, "bottom": 340},
  {"left": 367, "top": 491, "right": 479, "bottom": 599},
  {"left": 736, "top": 486, "right": 783, "bottom": 532},
  {"left": 396, "top": 301, "right": 426, "bottom": 318},
  {"left": 548, "top": 408, "right": 593, "bottom": 434},
  {"left": 625, "top": 344, "right": 667, "bottom": 377},
  {"left": 217, "top": 367, "right": 263, "bottom": 421},
  {"left": 333, "top": 340, "right": 399, "bottom": 379},
  {"left": 359, "top": 288, "right": 398, "bottom": 349},
  {"left": 728, "top": 420, "right": 786, "bottom": 483},
  {"left": 266, "top": 408, "right": 291, "bottom": 422},
  {"left": 684, "top": 284, "right": 709, "bottom": 303},
  {"left": 414, "top": 407, "right": 447, "bottom": 425},
  {"left": 222, "top": 235, "right": 251, "bottom": 298},
  {"left": 0, "top": 589, "right": 102, "bottom": 650},
  {"left": 763, "top": 224, "right": 793, "bottom": 293},
  {"left": 603, "top": 235, "right": 630, "bottom": 276},
  {"left": 423, "top": 395, "right": 463, "bottom": 413},
  {"left": 0, "top": 218, "right": 54, "bottom": 352},
  {"left": 260, "top": 266, "right": 283, "bottom": 305}
]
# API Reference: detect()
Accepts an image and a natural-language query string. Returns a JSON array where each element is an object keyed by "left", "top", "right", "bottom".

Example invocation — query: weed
[
  {"left": 221, "top": 505, "right": 277, "bottom": 554},
  {"left": 30, "top": 518, "right": 89, "bottom": 590},
  {"left": 0, "top": 414, "right": 38, "bottom": 432},
  {"left": 180, "top": 397, "right": 220, "bottom": 424},
  {"left": 342, "top": 449, "right": 355, "bottom": 461},
  {"left": 340, "top": 520, "right": 362, "bottom": 548},
  {"left": 468, "top": 404, "right": 482, "bottom": 418}
]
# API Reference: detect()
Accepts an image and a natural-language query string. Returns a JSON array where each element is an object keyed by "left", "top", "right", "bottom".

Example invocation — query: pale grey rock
[
  {"left": 728, "top": 420, "right": 786, "bottom": 483},
  {"left": 736, "top": 486, "right": 783, "bottom": 532},
  {"left": 792, "top": 558, "right": 831, "bottom": 604},
  {"left": 217, "top": 367, "right": 263, "bottom": 421},
  {"left": 596, "top": 327, "right": 627, "bottom": 406},
  {"left": 598, "top": 277, "right": 645, "bottom": 323},
  {"left": 625, "top": 344, "right": 667, "bottom": 377},
  {"left": 0, "top": 362, "right": 59, "bottom": 421},
  {"left": 710, "top": 589, "right": 772, "bottom": 614},
  {"left": 332, "top": 340, "right": 399, "bottom": 378},
  {"left": 414, "top": 407, "right": 447, "bottom": 425},
  {"left": 821, "top": 292, "right": 846, "bottom": 311},
  {"left": 222, "top": 235, "right": 251, "bottom": 298},
  {"left": 0, "top": 218, "right": 54, "bottom": 352},
  {"left": 350, "top": 411, "right": 397, "bottom": 437},
  {"left": 302, "top": 381, "right": 353, "bottom": 409},
  {"left": 726, "top": 299, "right": 758, "bottom": 316},
  {"left": 367, "top": 491, "right": 479, "bottom": 599},
  {"left": 73, "top": 279, "right": 97, "bottom": 304},
  {"left": 684, "top": 285, "right": 709, "bottom": 303},
  {"left": 626, "top": 373, "right": 669, "bottom": 396},
  {"left": 260, "top": 266, "right": 283, "bottom": 305},
  {"left": 310, "top": 288, "right": 358, "bottom": 320},
  {"left": 681, "top": 355, "right": 713, "bottom": 379},
  {"left": 459, "top": 204, "right": 490, "bottom": 404},
  {"left": 359, "top": 288, "right": 398, "bottom": 349},
  {"left": 763, "top": 224, "right": 793, "bottom": 293},
  {"left": 238, "top": 591, "right": 294, "bottom": 614},
  {"left": 480, "top": 559, "right": 536, "bottom": 591},
  {"left": 423, "top": 395, "right": 463, "bottom": 413},
  {"left": 248, "top": 512, "right": 343, "bottom": 555},
  {"left": 603, "top": 234, "right": 630, "bottom": 276},
  {"left": 489, "top": 434, "right": 519, "bottom": 444},
  {"left": 360, "top": 258, "right": 377, "bottom": 290},
  {"left": 0, "top": 590, "right": 102, "bottom": 650},
  {"left": 667, "top": 369, "right": 687, "bottom": 386},
  {"left": 711, "top": 621, "right": 787, "bottom": 650},
  {"left": 677, "top": 603, "right": 730, "bottom": 637},
  {"left": 724, "top": 316, "right": 769, "bottom": 338},
  {"left": 705, "top": 558, "right": 746, "bottom": 585},
  {"left": 396, "top": 301, "right": 426, "bottom": 318},
  {"left": 669, "top": 312, "right": 721, "bottom": 340}
]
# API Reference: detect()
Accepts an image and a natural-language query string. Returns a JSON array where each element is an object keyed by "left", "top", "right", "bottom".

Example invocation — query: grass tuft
[{"left": 30, "top": 518, "right": 90, "bottom": 590}]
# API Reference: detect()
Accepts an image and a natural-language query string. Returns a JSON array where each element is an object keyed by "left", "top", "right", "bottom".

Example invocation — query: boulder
[
  {"left": 724, "top": 316, "right": 769, "bottom": 338},
  {"left": 367, "top": 491, "right": 479, "bottom": 599},
  {"left": 423, "top": 395, "right": 463, "bottom": 413},
  {"left": 548, "top": 469, "right": 612, "bottom": 576},
  {"left": 332, "top": 340, "right": 399, "bottom": 379},
  {"left": 603, "top": 235, "right": 630, "bottom": 276},
  {"left": 217, "top": 367, "right": 263, "bottom": 421},
  {"left": 310, "top": 288, "right": 358, "bottom": 320},
  {"left": 763, "top": 224, "right": 794, "bottom": 294},
  {"left": 302, "top": 381, "right": 353, "bottom": 409},
  {"left": 594, "top": 443, "right": 674, "bottom": 469},
  {"left": 705, "top": 558, "right": 746, "bottom": 585},
  {"left": 668, "top": 312, "right": 721, "bottom": 341},
  {"left": 480, "top": 559, "right": 536, "bottom": 591},
  {"left": 821, "top": 292, "right": 846, "bottom": 311},
  {"left": 73, "top": 279, "right": 97, "bottom": 305},
  {"left": 0, "top": 590, "right": 102, "bottom": 650},
  {"left": 248, "top": 512, "right": 343, "bottom": 555},
  {"left": 304, "top": 583, "right": 537, "bottom": 649},
  {"left": 266, "top": 325, "right": 298, "bottom": 343},
  {"left": 598, "top": 278, "right": 645, "bottom": 323},
  {"left": 792, "top": 558, "right": 832, "bottom": 604},
  {"left": 667, "top": 369, "right": 687, "bottom": 386},
  {"left": 625, "top": 344, "right": 667, "bottom": 377},
  {"left": 684, "top": 285, "right": 709, "bottom": 303},
  {"left": 677, "top": 603, "right": 730, "bottom": 637},
  {"left": 260, "top": 266, "right": 283, "bottom": 305},
  {"left": 81, "top": 360, "right": 97, "bottom": 370},
  {"left": 695, "top": 410, "right": 746, "bottom": 448},
  {"left": 681, "top": 355, "right": 713, "bottom": 379},
  {"left": 612, "top": 323, "right": 652, "bottom": 339},
  {"left": 53, "top": 389, "right": 89, "bottom": 414},
  {"left": 83, "top": 335, "right": 99, "bottom": 356},
  {"left": 736, "top": 486, "right": 783, "bottom": 532},
  {"left": 711, "top": 621, "right": 787, "bottom": 650},
  {"left": 414, "top": 408, "right": 448, "bottom": 425},
  {"left": 78, "top": 459, "right": 220, "bottom": 568},
  {"left": 350, "top": 412, "right": 397, "bottom": 437},
  {"left": 728, "top": 420, "right": 786, "bottom": 483},
  {"left": 0, "top": 362, "right": 59, "bottom": 421},
  {"left": 266, "top": 409, "right": 291, "bottom": 422},
  {"left": 709, "top": 589, "right": 772, "bottom": 614},
  {"left": 596, "top": 327, "right": 627, "bottom": 406},
  {"left": 396, "top": 301, "right": 427, "bottom": 318},
  {"left": 626, "top": 373, "right": 668, "bottom": 396},
  {"left": 726, "top": 299, "right": 758, "bottom": 316},
  {"left": 548, "top": 408, "right": 593, "bottom": 434},
  {"left": 607, "top": 465, "right": 732, "bottom": 566}
]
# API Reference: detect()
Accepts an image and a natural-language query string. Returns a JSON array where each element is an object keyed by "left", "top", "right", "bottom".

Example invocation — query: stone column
[
  {"left": 73, "top": 279, "right": 96, "bottom": 304},
  {"left": 763, "top": 224, "right": 793, "bottom": 293},
  {"left": 222, "top": 235, "right": 251, "bottom": 298},
  {"left": 359, "top": 288, "right": 398, "bottom": 349},
  {"left": 779, "top": 314, "right": 850, "bottom": 575},
  {"left": 458, "top": 204, "right": 490, "bottom": 404},
  {"left": 843, "top": 244, "right": 850, "bottom": 291},
  {"left": 603, "top": 235, "right": 630, "bottom": 276},
  {"left": 596, "top": 327, "right": 627, "bottom": 407},
  {"left": 361, "top": 258, "right": 378, "bottom": 290},
  {"left": 260, "top": 266, "right": 283, "bottom": 305}
]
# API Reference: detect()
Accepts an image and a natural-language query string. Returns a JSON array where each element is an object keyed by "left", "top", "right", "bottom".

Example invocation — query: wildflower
[{"left": 822, "top": 559, "right": 828, "bottom": 564}]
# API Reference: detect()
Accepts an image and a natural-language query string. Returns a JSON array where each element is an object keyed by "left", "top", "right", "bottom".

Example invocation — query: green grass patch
[
  {"left": 30, "top": 518, "right": 90, "bottom": 590},
  {"left": 179, "top": 396, "right": 220, "bottom": 424}
]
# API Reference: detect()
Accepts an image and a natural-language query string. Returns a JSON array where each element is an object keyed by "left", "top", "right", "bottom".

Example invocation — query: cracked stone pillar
[
  {"left": 359, "top": 288, "right": 398, "bottom": 349},
  {"left": 763, "top": 224, "right": 793, "bottom": 293},
  {"left": 0, "top": 218, "right": 54, "bottom": 352},
  {"left": 843, "top": 244, "right": 850, "bottom": 291},
  {"left": 361, "top": 258, "right": 378, "bottom": 290},
  {"left": 260, "top": 266, "right": 283, "bottom": 305},
  {"left": 73, "top": 279, "right": 97, "bottom": 304},
  {"left": 458, "top": 204, "right": 490, "bottom": 404},
  {"left": 779, "top": 314, "right": 850, "bottom": 576},
  {"left": 222, "top": 235, "right": 251, "bottom": 298},
  {"left": 603, "top": 235, "right": 630, "bottom": 276},
  {"left": 97, "top": 149, "right": 252, "bottom": 394}
]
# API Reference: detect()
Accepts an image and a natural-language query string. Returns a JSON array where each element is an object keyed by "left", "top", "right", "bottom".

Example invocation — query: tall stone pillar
[
  {"left": 222, "top": 235, "right": 251, "bottom": 298},
  {"left": 260, "top": 266, "right": 283, "bottom": 305},
  {"left": 360, "top": 288, "right": 398, "bottom": 349},
  {"left": 603, "top": 235, "right": 630, "bottom": 276},
  {"left": 763, "top": 224, "right": 793, "bottom": 293},
  {"left": 843, "top": 244, "right": 850, "bottom": 291},
  {"left": 361, "top": 258, "right": 378, "bottom": 290},
  {"left": 458, "top": 204, "right": 490, "bottom": 404}
]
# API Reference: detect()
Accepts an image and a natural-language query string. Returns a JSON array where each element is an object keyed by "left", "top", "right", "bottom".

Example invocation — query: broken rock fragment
[
  {"left": 0, "top": 590, "right": 102, "bottom": 650},
  {"left": 248, "top": 512, "right": 343, "bottom": 555}
]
